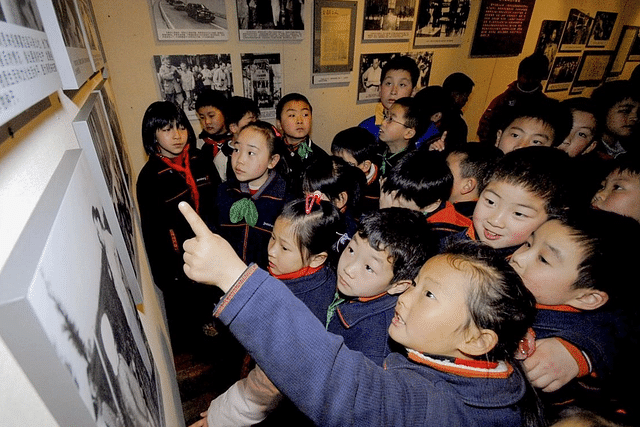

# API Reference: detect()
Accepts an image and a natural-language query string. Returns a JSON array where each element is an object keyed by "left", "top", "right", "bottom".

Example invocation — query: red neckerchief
[
  {"left": 158, "top": 145, "right": 200, "bottom": 213},
  {"left": 202, "top": 134, "right": 228, "bottom": 157},
  {"left": 269, "top": 264, "right": 323, "bottom": 280},
  {"left": 535, "top": 303, "right": 581, "bottom": 313}
]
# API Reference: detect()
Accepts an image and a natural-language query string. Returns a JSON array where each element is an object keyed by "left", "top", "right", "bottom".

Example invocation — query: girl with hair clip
[
  {"left": 191, "top": 196, "right": 346, "bottom": 427},
  {"left": 136, "top": 101, "right": 220, "bottom": 356},
  {"left": 301, "top": 155, "right": 367, "bottom": 248}
]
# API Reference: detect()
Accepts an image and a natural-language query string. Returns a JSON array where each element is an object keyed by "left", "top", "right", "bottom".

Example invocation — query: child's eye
[
  {"left": 510, "top": 133, "right": 520, "bottom": 138},
  {"left": 613, "top": 184, "right": 623, "bottom": 191},
  {"left": 538, "top": 255, "right": 549, "bottom": 265},
  {"left": 578, "top": 132, "right": 588, "bottom": 138},
  {"left": 484, "top": 197, "right": 495, "bottom": 206},
  {"left": 425, "top": 290, "right": 435, "bottom": 299},
  {"left": 365, "top": 265, "right": 374, "bottom": 273},
  {"left": 531, "top": 139, "right": 545, "bottom": 145},
  {"left": 514, "top": 211, "right": 529, "bottom": 218}
]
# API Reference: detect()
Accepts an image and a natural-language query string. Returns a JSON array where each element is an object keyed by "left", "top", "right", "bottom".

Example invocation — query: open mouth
[
  {"left": 483, "top": 228, "right": 501, "bottom": 240},
  {"left": 391, "top": 310, "right": 405, "bottom": 326}
]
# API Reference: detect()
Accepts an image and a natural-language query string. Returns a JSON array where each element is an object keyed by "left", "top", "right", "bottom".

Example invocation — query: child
[
  {"left": 590, "top": 80, "right": 640, "bottom": 159},
  {"left": 451, "top": 146, "right": 572, "bottom": 256},
  {"left": 558, "top": 97, "right": 599, "bottom": 157},
  {"left": 440, "top": 72, "right": 475, "bottom": 148},
  {"left": 179, "top": 206, "right": 544, "bottom": 427},
  {"left": 216, "top": 121, "right": 289, "bottom": 270},
  {"left": 331, "top": 126, "right": 382, "bottom": 214},
  {"left": 494, "top": 97, "right": 573, "bottom": 154},
  {"left": 380, "top": 149, "right": 473, "bottom": 245},
  {"left": 509, "top": 209, "right": 640, "bottom": 424},
  {"left": 136, "top": 101, "right": 220, "bottom": 355},
  {"left": 276, "top": 93, "right": 329, "bottom": 191},
  {"left": 358, "top": 55, "right": 419, "bottom": 138},
  {"left": 478, "top": 53, "right": 550, "bottom": 145},
  {"left": 412, "top": 85, "right": 449, "bottom": 150},
  {"left": 195, "top": 206, "right": 436, "bottom": 427},
  {"left": 226, "top": 96, "right": 260, "bottom": 140},
  {"left": 301, "top": 156, "right": 366, "bottom": 242},
  {"left": 196, "top": 89, "right": 232, "bottom": 181},
  {"left": 446, "top": 144, "right": 503, "bottom": 218},
  {"left": 379, "top": 97, "right": 426, "bottom": 176},
  {"left": 591, "top": 154, "right": 640, "bottom": 223}
]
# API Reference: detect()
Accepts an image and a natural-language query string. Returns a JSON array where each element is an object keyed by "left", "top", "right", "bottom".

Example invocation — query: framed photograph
[
  {"left": 533, "top": 20, "right": 565, "bottom": 76},
  {"left": 559, "top": 9, "right": 593, "bottom": 52},
  {"left": 570, "top": 51, "right": 613, "bottom": 94},
  {"left": 545, "top": 55, "right": 581, "bottom": 93},
  {"left": 586, "top": 11, "right": 618, "bottom": 48},
  {"left": 0, "top": 149, "right": 163, "bottom": 427},
  {"left": 609, "top": 25, "right": 638, "bottom": 76},
  {"left": 153, "top": 54, "right": 233, "bottom": 120},
  {"left": 413, "top": 0, "right": 470, "bottom": 47},
  {"left": 0, "top": 0, "right": 61, "bottom": 127},
  {"left": 149, "top": 0, "right": 229, "bottom": 41},
  {"left": 73, "top": 93, "right": 141, "bottom": 304},
  {"left": 74, "top": 0, "right": 105, "bottom": 71},
  {"left": 628, "top": 31, "right": 640, "bottom": 62},
  {"left": 312, "top": 0, "right": 357, "bottom": 83},
  {"left": 362, "top": 0, "right": 416, "bottom": 42},
  {"left": 35, "top": 0, "right": 93, "bottom": 89},
  {"left": 241, "top": 53, "right": 282, "bottom": 120},
  {"left": 236, "top": 0, "right": 303, "bottom": 41}
]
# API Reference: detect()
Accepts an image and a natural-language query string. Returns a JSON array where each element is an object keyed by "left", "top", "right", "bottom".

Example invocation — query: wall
[{"left": 2, "top": 0, "right": 640, "bottom": 426}]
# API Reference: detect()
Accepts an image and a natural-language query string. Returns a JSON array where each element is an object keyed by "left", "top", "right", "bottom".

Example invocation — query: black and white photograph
[
  {"left": 149, "top": 0, "right": 228, "bottom": 41},
  {"left": 236, "top": 0, "right": 304, "bottom": 41},
  {"left": 413, "top": 0, "right": 470, "bottom": 47},
  {"left": 534, "top": 20, "right": 565, "bottom": 75},
  {"left": 74, "top": 0, "right": 105, "bottom": 71},
  {"left": 609, "top": 25, "right": 638, "bottom": 76},
  {"left": 586, "top": 11, "right": 617, "bottom": 48},
  {"left": 35, "top": 0, "right": 93, "bottom": 89},
  {"left": 570, "top": 50, "right": 612, "bottom": 95},
  {"left": 363, "top": 0, "right": 416, "bottom": 42},
  {"left": 0, "top": 150, "right": 162, "bottom": 427},
  {"left": 153, "top": 54, "right": 233, "bottom": 119},
  {"left": 0, "top": 0, "right": 60, "bottom": 126},
  {"left": 559, "top": 8, "right": 593, "bottom": 52},
  {"left": 241, "top": 52, "right": 282, "bottom": 119},
  {"left": 545, "top": 55, "right": 581, "bottom": 92},
  {"left": 73, "top": 93, "right": 142, "bottom": 303}
]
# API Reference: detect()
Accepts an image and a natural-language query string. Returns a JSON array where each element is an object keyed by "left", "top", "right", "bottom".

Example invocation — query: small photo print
[
  {"left": 363, "top": 0, "right": 416, "bottom": 42},
  {"left": 240, "top": 53, "right": 282, "bottom": 120},
  {"left": 586, "top": 11, "right": 617, "bottom": 48},
  {"left": 546, "top": 55, "right": 580, "bottom": 92},
  {"left": 236, "top": 0, "right": 304, "bottom": 41},
  {"left": 150, "top": 0, "right": 228, "bottom": 41},
  {"left": 559, "top": 9, "right": 593, "bottom": 52},
  {"left": 534, "top": 20, "right": 565, "bottom": 75},
  {"left": 413, "top": 0, "right": 470, "bottom": 47}
]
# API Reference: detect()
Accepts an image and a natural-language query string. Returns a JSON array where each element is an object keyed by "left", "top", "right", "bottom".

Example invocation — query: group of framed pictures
[{"left": 534, "top": 8, "right": 639, "bottom": 95}]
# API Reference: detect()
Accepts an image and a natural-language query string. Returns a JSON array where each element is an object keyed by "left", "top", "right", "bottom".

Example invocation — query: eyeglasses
[{"left": 382, "top": 113, "right": 409, "bottom": 128}]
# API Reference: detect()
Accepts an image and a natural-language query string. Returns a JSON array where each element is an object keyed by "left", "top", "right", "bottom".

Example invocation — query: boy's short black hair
[
  {"left": 227, "top": 96, "right": 260, "bottom": 126},
  {"left": 591, "top": 80, "right": 640, "bottom": 133},
  {"left": 487, "top": 146, "right": 572, "bottom": 216},
  {"left": 517, "top": 53, "right": 550, "bottom": 81},
  {"left": 392, "top": 97, "right": 428, "bottom": 143},
  {"left": 442, "top": 72, "right": 475, "bottom": 95},
  {"left": 448, "top": 144, "right": 503, "bottom": 194},
  {"left": 357, "top": 207, "right": 438, "bottom": 283},
  {"left": 195, "top": 89, "right": 228, "bottom": 116},
  {"left": 330, "top": 127, "right": 379, "bottom": 165},
  {"left": 382, "top": 149, "right": 452, "bottom": 209},
  {"left": 381, "top": 55, "right": 420, "bottom": 87},
  {"left": 413, "top": 85, "right": 449, "bottom": 120},
  {"left": 497, "top": 97, "right": 573, "bottom": 146},
  {"left": 609, "top": 152, "right": 640, "bottom": 177},
  {"left": 276, "top": 93, "right": 312, "bottom": 120}
]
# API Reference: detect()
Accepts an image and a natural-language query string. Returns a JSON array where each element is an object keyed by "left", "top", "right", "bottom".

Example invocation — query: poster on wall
[
  {"left": 570, "top": 50, "right": 612, "bottom": 95},
  {"left": 413, "top": 0, "right": 470, "bottom": 47},
  {"left": 558, "top": 9, "right": 593, "bottom": 52},
  {"left": 0, "top": 0, "right": 61, "bottom": 126},
  {"left": 357, "top": 51, "right": 433, "bottom": 103},
  {"left": 533, "top": 20, "right": 565, "bottom": 76},
  {"left": 236, "top": 0, "right": 304, "bottom": 41},
  {"left": 469, "top": 0, "right": 536, "bottom": 57},
  {"left": 73, "top": 93, "right": 142, "bottom": 304},
  {"left": 149, "top": 0, "right": 229, "bottom": 41},
  {"left": 0, "top": 149, "right": 162, "bottom": 427},
  {"left": 586, "top": 11, "right": 617, "bottom": 48},
  {"left": 608, "top": 25, "right": 638, "bottom": 77},
  {"left": 153, "top": 54, "right": 233, "bottom": 120},
  {"left": 241, "top": 53, "right": 282, "bottom": 120},
  {"left": 312, "top": 1, "right": 357, "bottom": 85},
  {"left": 362, "top": 0, "right": 416, "bottom": 42},
  {"left": 628, "top": 31, "right": 640, "bottom": 62},
  {"left": 74, "top": 0, "right": 105, "bottom": 71},
  {"left": 545, "top": 55, "right": 580, "bottom": 92},
  {"left": 35, "top": 0, "right": 92, "bottom": 89}
]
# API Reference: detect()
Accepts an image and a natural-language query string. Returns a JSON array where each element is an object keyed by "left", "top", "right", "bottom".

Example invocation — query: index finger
[{"left": 179, "top": 201, "right": 210, "bottom": 238}]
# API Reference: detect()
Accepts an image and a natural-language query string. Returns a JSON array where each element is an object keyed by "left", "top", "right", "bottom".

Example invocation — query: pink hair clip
[
  {"left": 305, "top": 191, "right": 323, "bottom": 214},
  {"left": 271, "top": 125, "right": 282, "bottom": 138}
]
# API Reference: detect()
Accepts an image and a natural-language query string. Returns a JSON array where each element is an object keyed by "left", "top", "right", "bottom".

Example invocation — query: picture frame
[
  {"left": 73, "top": 93, "right": 142, "bottom": 304},
  {"left": 628, "top": 30, "right": 640, "bottom": 62},
  {"left": 0, "top": 149, "right": 163, "bottom": 427},
  {"left": 545, "top": 54, "right": 581, "bottom": 93},
  {"left": 0, "top": 0, "right": 61, "bottom": 127},
  {"left": 74, "top": 0, "right": 106, "bottom": 72},
  {"left": 362, "top": 0, "right": 416, "bottom": 43},
  {"left": 312, "top": 0, "right": 357, "bottom": 84},
  {"left": 240, "top": 53, "right": 282, "bottom": 120},
  {"left": 570, "top": 50, "right": 613, "bottom": 95},
  {"left": 149, "top": 0, "right": 229, "bottom": 41},
  {"left": 558, "top": 9, "right": 593, "bottom": 53},
  {"left": 585, "top": 11, "right": 618, "bottom": 48},
  {"left": 413, "top": 0, "right": 470, "bottom": 48},
  {"left": 608, "top": 25, "right": 638, "bottom": 77},
  {"left": 236, "top": 0, "right": 304, "bottom": 41},
  {"left": 533, "top": 20, "right": 566, "bottom": 77}
]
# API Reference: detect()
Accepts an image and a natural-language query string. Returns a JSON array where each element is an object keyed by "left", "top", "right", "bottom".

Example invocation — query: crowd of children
[{"left": 135, "top": 54, "right": 640, "bottom": 426}]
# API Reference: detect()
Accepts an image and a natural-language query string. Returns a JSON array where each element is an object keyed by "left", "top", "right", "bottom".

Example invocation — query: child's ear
[
  {"left": 461, "top": 177, "right": 478, "bottom": 196},
  {"left": 422, "top": 200, "right": 441, "bottom": 214},
  {"left": 359, "top": 159, "right": 372, "bottom": 175},
  {"left": 229, "top": 123, "right": 239, "bottom": 135},
  {"left": 268, "top": 153, "right": 281, "bottom": 169},
  {"left": 459, "top": 326, "right": 499, "bottom": 357},
  {"left": 583, "top": 140, "right": 598, "bottom": 155},
  {"left": 335, "top": 191, "right": 349, "bottom": 210},
  {"left": 403, "top": 127, "right": 416, "bottom": 141},
  {"left": 568, "top": 289, "right": 609, "bottom": 311},
  {"left": 430, "top": 112, "right": 443, "bottom": 123},
  {"left": 308, "top": 252, "right": 328, "bottom": 268},
  {"left": 387, "top": 279, "right": 412, "bottom": 295},
  {"left": 495, "top": 129, "right": 503, "bottom": 147}
]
